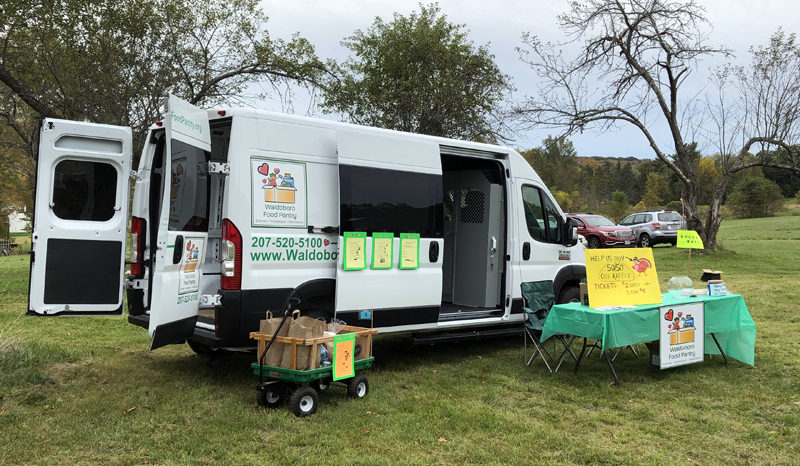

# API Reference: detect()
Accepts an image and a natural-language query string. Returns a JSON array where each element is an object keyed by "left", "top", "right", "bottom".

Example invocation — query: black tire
[
  {"left": 256, "top": 382, "right": 284, "bottom": 409},
  {"left": 312, "top": 378, "right": 331, "bottom": 392},
  {"left": 638, "top": 233, "right": 651, "bottom": 248},
  {"left": 346, "top": 375, "right": 369, "bottom": 399},
  {"left": 289, "top": 386, "right": 319, "bottom": 417},
  {"left": 587, "top": 236, "right": 602, "bottom": 249},
  {"left": 557, "top": 285, "right": 581, "bottom": 304},
  {"left": 298, "top": 307, "right": 333, "bottom": 323}
]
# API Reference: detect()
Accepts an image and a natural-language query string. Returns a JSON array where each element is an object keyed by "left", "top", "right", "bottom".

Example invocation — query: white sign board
[
  {"left": 250, "top": 157, "right": 307, "bottom": 228},
  {"left": 166, "top": 94, "right": 211, "bottom": 152},
  {"left": 178, "top": 237, "right": 205, "bottom": 295},
  {"left": 659, "top": 302, "right": 704, "bottom": 369}
]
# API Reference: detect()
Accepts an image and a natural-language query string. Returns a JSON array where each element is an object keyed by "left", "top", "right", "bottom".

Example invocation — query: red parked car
[{"left": 566, "top": 213, "right": 635, "bottom": 249}]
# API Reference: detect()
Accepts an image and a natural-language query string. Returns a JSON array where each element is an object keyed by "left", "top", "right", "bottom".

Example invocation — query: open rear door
[
  {"left": 335, "top": 131, "right": 444, "bottom": 321},
  {"left": 29, "top": 119, "right": 132, "bottom": 315},
  {"left": 147, "top": 95, "right": 212, "bottom": 349}
]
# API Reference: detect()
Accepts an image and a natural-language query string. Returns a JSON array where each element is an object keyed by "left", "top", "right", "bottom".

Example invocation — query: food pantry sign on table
[
  {"left": 659, "top": 302, "right": 704, "bottom": 369},
  {"left": 584, "top": 248, "right": 662, "bottom": 308}
]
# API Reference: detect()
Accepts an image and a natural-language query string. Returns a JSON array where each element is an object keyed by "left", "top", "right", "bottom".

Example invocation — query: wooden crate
[{"left": 250, "top": 325, "right": 378, "bottom": 370}]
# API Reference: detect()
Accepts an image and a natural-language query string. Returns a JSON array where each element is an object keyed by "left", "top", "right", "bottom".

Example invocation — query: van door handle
[
  {"left": 429, "top": 241, "right": 440, "bottom": 263},
  {"left": 522, "top": 242, "right": 531, "bottom": 261},
  {"left": 308, "top": 225, "right": 339, "bottom": 234},
  {"left": 173, "top": 235, "right": 183, "bottom": 264}
]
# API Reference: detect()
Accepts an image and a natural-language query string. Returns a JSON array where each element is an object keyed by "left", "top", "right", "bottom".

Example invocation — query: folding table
[{"left": 540, "top": 293, "right": 756, "bottom": 384}]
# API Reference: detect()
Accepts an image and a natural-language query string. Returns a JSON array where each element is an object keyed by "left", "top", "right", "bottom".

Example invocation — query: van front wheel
[{"left": 557, "top": 285, "right": 580, "bottom": 304}]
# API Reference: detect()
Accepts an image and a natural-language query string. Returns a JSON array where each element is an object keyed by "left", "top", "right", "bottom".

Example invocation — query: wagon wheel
[
  {"left": 289, "top": 386, "right": 319, "bottom": 417},
  {"left": 346, "top": 374, "right": 369, "bottom": 399},
  {"left": 312, "top": 377, "right": 331, "bottom": 392},
  {"left": 256, "top": 382, "right": 284, "bottom": 409}
]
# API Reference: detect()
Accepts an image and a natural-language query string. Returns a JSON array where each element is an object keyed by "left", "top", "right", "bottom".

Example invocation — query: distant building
[{"left": 8, "top": 210, "right": 28, "bottom": 233}]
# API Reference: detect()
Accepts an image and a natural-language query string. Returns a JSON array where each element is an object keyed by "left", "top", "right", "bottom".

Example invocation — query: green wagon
[{"left": 250, "top": 326, "right": 377, "bottom": 417}]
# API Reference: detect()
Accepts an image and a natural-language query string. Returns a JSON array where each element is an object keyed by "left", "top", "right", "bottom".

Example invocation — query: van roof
[{"left": 209, "top": 107, "right": 515, "bottom": 158}]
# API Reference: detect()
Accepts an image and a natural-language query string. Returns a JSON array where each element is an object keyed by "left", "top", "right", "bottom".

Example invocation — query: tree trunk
[
  {"left": 680, "top": 179, "right": 706, "bottom": 246},
  {"left": 703, "top": 175, "right": 732, "bottom": 250}
]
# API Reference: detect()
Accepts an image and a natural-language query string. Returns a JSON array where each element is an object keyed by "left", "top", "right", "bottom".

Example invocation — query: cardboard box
[
  {"left": 669, "top": 327, "right": 696, "bottom": 345},
  {"left": 264, "top": 186, "right": 297, "bottom": 203}
]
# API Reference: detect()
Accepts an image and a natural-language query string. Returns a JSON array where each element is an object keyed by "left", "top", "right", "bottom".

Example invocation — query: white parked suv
[{"left": 619, "top": 210, "right": 685, "bottom": 247}]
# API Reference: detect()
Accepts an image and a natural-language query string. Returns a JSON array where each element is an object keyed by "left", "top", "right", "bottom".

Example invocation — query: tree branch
[{"left": 0, "top": 68, "right": 58, "bottom": 118}]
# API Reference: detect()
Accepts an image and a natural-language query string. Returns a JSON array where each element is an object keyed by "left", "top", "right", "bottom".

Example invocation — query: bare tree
[{"left": 515, "top": 0, "right": 800, "bottom": 249}]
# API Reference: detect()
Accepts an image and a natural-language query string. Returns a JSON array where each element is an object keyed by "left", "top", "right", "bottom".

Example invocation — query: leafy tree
[
  {"left": 0, "top": 0, "right": 328, "bottom": 194},
  {"left": 727, "top": 177, "right": 784, "bottom": 218},
  {"left": 553, "top": 190, "right": 582, "bottom": 213},
  {"left": 321, "top": 3, "right": 511, "bottom": 140},
  {"left": 640, "top": 172, "right": 669, "bottom": 209},
  {"left": 516, "top": 1, "right": 800, "bottom": 249},
  {"left": 522, "top": 135, "right": 579, "bottom": 190},
  {"left": 607, "top": 191, "right": 631, "bottom": 222},
  {"left": 697, "top": 157, "right": 722, "bottom": 204}
]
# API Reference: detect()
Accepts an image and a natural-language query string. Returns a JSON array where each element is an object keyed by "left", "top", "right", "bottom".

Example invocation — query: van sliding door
[{"left": 335, "top": 131, "right": 443, "bottom": 325}]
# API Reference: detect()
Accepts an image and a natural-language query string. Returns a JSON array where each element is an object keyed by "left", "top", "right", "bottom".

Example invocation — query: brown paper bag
[
  {"left": 258, "top": 310, "right": 290, "bottom": 367},
  {"left": 280, "top": 311, "right": 325, "bottom": 370}
]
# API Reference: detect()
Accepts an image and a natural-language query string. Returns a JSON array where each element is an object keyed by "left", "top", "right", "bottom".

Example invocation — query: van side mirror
[{"left": 562, "top": 217, "right": 578, "bottom": 247}]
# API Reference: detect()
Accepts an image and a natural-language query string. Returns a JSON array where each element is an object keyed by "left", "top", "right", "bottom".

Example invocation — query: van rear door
[
  {"left": 335, "top": 131, "right": 444, "bottom": 317},
  {"left": 147, "top": 95, "right": 212, "bottom": 349},
  {"left": 28, "top": 119, "right": 132, "bottom": 315}
]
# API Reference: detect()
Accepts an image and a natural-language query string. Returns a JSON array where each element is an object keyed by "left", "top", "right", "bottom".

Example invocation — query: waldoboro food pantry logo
[
  {"left": 658, "top": 301, "right": 704, "bottom": 369},
  {"left": 251, "top": 157, "right": 307, "bottom": 228}
]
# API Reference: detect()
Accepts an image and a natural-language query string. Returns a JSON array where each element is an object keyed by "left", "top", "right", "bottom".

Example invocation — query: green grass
[{"left": 2, "top": 218, "right": 800, "bottom": 464}]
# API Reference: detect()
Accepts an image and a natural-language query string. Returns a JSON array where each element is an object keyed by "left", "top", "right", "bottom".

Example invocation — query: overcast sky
[{"left": 257, "top": 0, "right": 800, "bottom": 158}]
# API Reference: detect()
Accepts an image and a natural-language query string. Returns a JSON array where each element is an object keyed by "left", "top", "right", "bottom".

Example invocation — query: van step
[
  {"left": 437, "top": 309, "right": 503, "bottom": 321},
  {"left": 411, "top": 326, "right": 522, "bottom": 345}
]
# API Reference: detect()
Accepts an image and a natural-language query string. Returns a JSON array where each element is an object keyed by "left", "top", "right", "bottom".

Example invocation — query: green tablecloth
[{"left": 540, "top": 293, "right": 756, "bottom": 366}]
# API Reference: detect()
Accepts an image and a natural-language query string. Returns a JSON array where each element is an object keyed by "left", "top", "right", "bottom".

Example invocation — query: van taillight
[
  {"left": 652, "top": 222, "right": 661, "bottom": 230},
  {"left": 221, "top": 218, "right": 242, "bottom": 290},
  {"left": 130, "top": 216, "right": 146, "bottom": 278}
]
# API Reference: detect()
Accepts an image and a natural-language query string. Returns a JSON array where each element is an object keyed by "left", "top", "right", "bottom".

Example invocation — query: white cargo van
[{"left": 28, "top": 95, "right": 585, "bottom": 351}]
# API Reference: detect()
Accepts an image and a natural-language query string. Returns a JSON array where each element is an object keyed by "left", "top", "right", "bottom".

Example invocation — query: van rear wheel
[{"left": 187, "top": 340, "right": 220, "bottom": 356}]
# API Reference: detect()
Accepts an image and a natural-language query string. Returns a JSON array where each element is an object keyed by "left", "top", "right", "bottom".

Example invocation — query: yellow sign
[
  {"left": 584, "top": 248, "right": 662, "bottom": 308},
  {"left": 343, "top": 232, "right": 366, "bottom": 270},
  {"left": 399, "top": 233, "right": 420, "bottom": 269},
  {"left": 332, "top": 333, "right": 355, "bottom": 381},
  {"left": 676, "top": 230, "right": 704, "bottom": 249},
  {"left": 371, "top": 232, "right": 393, "bottom": 269}
]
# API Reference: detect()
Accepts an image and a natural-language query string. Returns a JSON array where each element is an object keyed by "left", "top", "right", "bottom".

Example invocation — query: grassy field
[{"left": 1, "top": 217, "right": 799, "bottom": 464}]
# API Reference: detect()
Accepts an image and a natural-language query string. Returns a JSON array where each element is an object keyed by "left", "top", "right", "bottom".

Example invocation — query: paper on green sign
[
  {"left": 676, "top": 230, "right": 704, "bottom": 249},
  {"left": 332, "top": 333, "right": 356, "bottom": 381}
]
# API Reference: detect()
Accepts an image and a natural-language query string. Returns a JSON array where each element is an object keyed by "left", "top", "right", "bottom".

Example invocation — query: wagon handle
[{"left": 258, "top": 296, "right": 301, "bottom": 385}]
